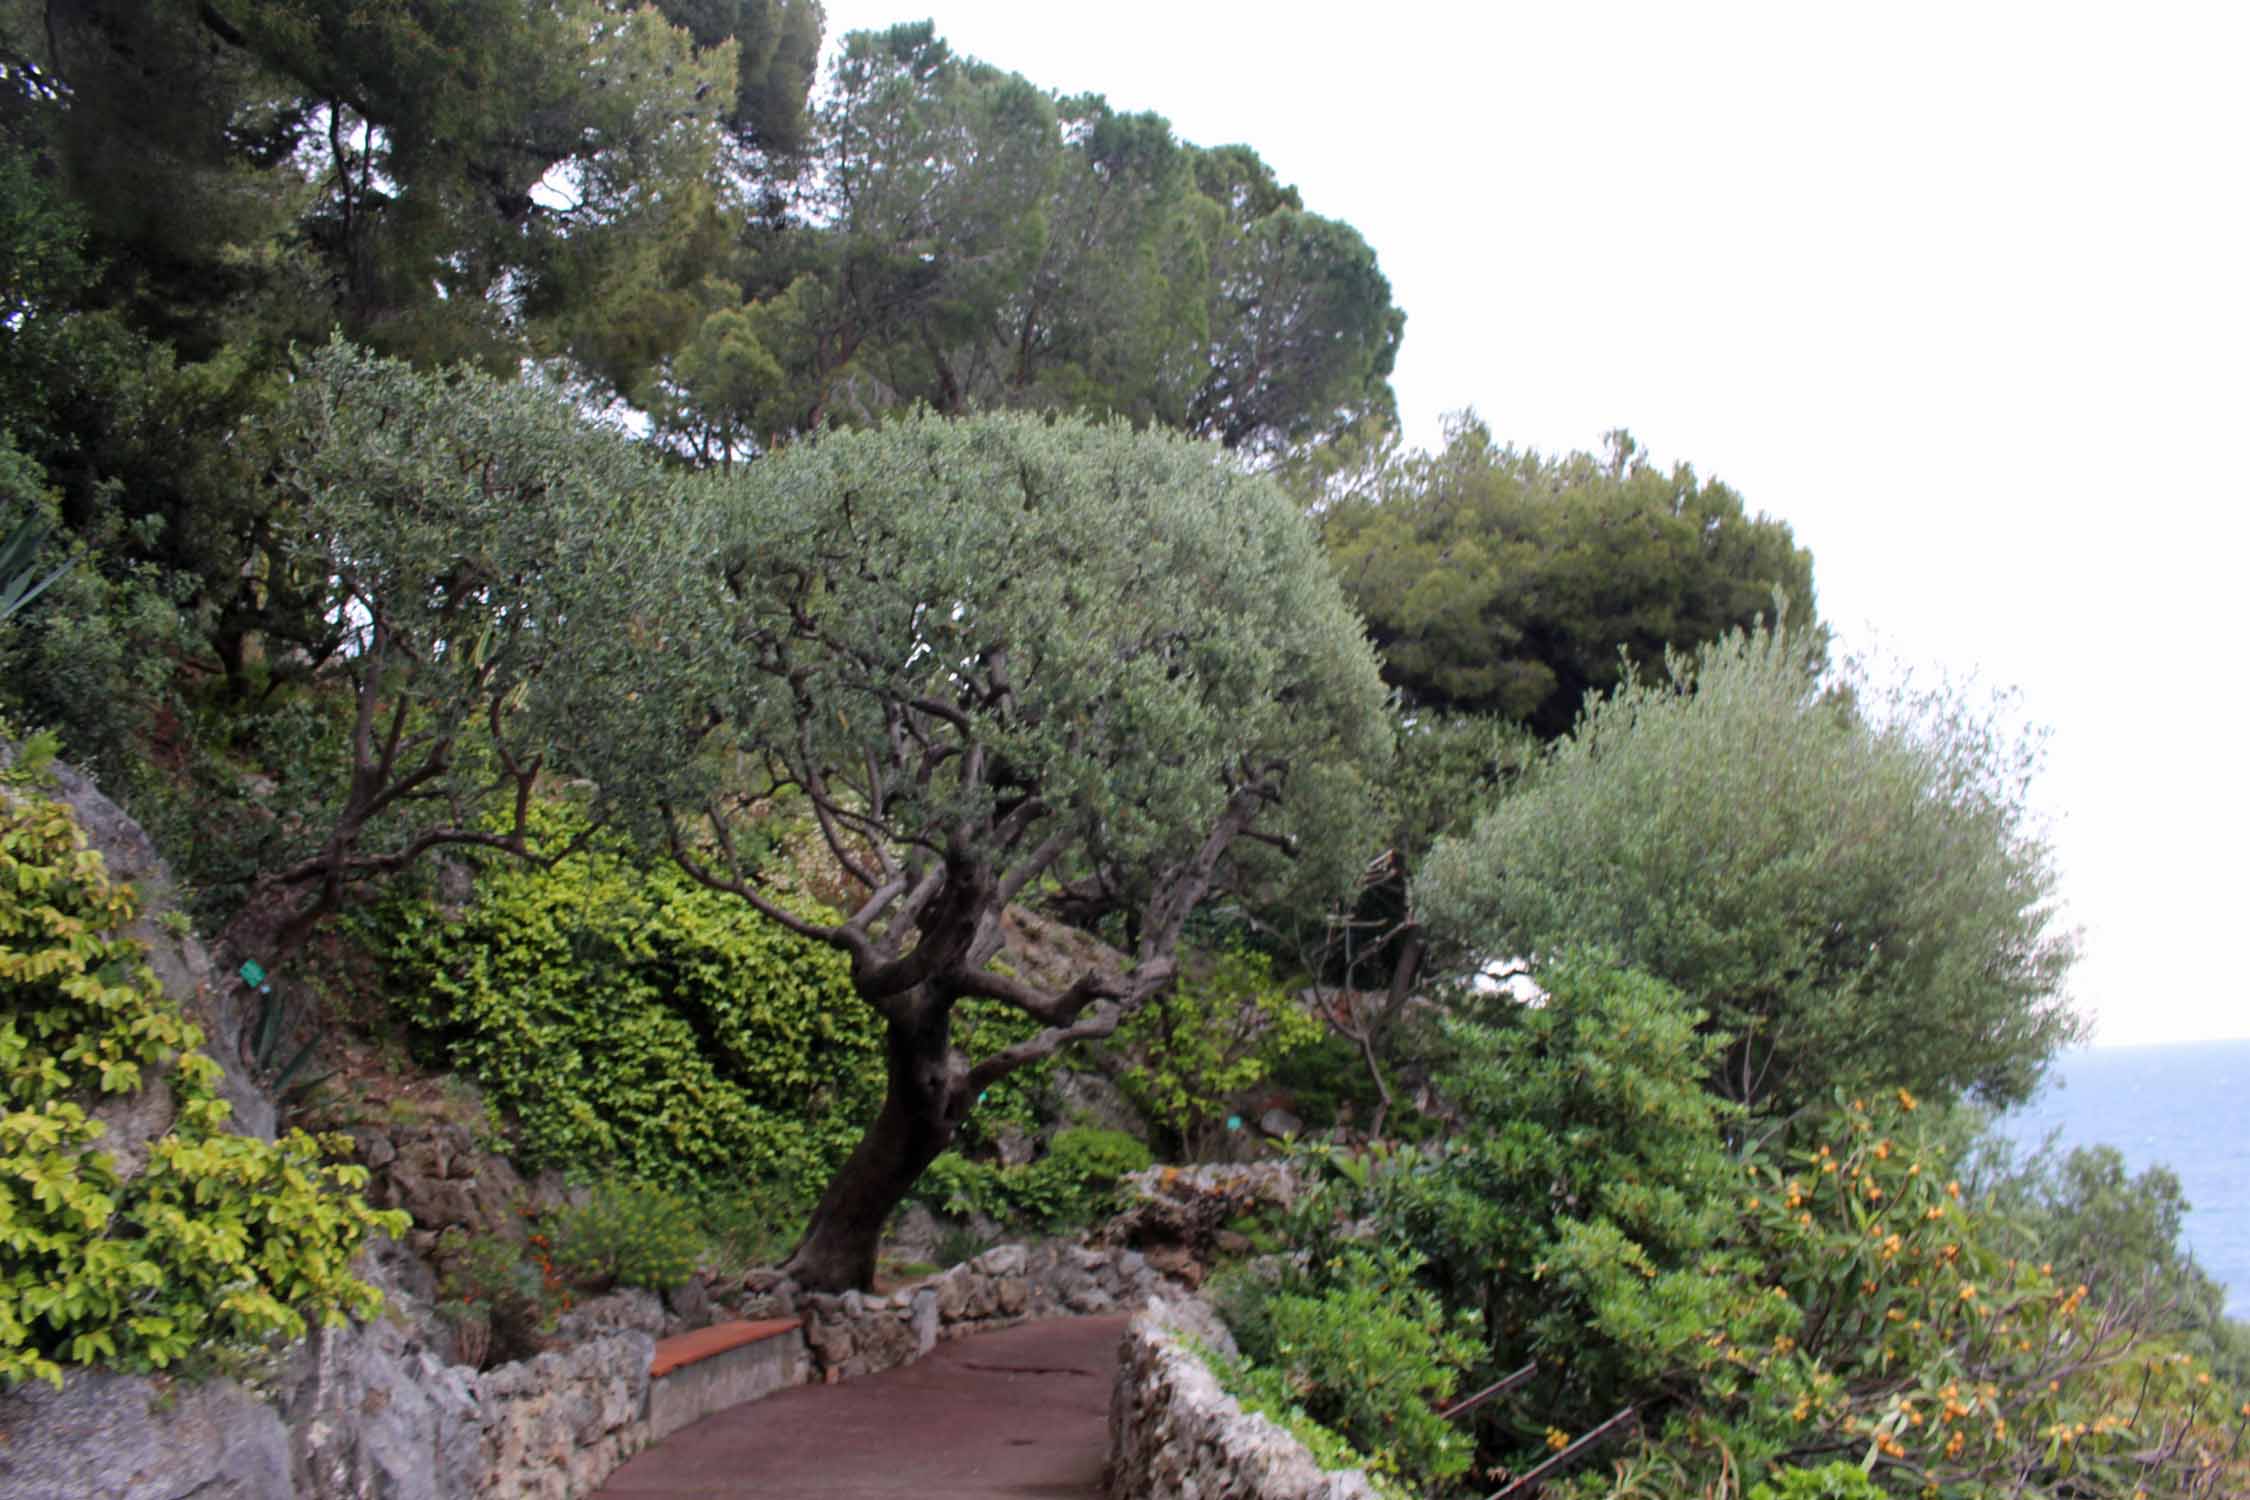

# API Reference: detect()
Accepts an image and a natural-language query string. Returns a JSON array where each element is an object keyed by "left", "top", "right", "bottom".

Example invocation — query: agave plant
[{"left": 0, "top": 518, "right": 71, "bottom": 623}]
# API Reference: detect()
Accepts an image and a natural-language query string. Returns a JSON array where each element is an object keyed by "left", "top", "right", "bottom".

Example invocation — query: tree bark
[{"left": 781, "top": 1000, "right": 962, "bottom": 1292}]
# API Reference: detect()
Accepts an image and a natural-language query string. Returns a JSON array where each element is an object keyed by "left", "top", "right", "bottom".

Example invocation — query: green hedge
[
  {"left": 1, "top": 738, "right": 403, "bottom": 1388},
  {"left": 364, "top": 824, "right": 884, "bottom": 1200}
]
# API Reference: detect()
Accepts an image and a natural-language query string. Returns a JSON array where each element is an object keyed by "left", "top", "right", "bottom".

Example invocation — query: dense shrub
[
  {"left": 1117, "top": 944, "right": 1323, "bottom": 1157},
  {"left": 1260, "top": 1028, "right": 1389, "bottom": 1134},
  {"left": 699, "top": 1180, "right": 809, "bottom": 1279},
  {"left": 1746, "top": 1464, "right": 1884, "bottom": 1500},
  {"left": 913, "top": 1127, "right": 1153, "bottom": 1230},
  {"left": 0, "top": 741, "right": 404, "bottom": 1388},
  {"left": 1692, "top": 1092, "right": 2250, "bottom": 1497},
  {"left": 363, "top": 822, "right": 884, "bottom": 1200},
  {"left": 1364, "top": 955, "right": 1764, "bottom": 1452},
  {"left": 1217, "top": 1245, "right": 1478, "bottom": 1487},
  {"left": 1261, "top": 953, "right": 2250, "bottom": 1497},
  {"left": 1978, "top": 1138, "right": 2250, "bottom": 1385},
  {"left": 1420, "top": 622, "right": 2081, "bottom": 1116},
  {"left": 541, "top": 1178, "right": 702, "bottom": 1294}
]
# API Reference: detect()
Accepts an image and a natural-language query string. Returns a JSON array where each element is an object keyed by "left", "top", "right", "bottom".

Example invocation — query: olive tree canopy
[
  {"left": 1418, "top": 624, "right": 2081, "bottom": 1117},
  {"left": 655, "top": 410, "right": 1392, "bottom": 1288},
  {"left": 215, "top": 341, "right": 691, "bottom": 966}
]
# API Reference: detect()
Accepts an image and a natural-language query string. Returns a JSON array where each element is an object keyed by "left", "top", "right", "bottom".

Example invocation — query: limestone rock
[
  {"left": 849, "top": 1312, "right": 919, "bottom": 1376},
  {"left": 1258, "top": 1107, "right": 1304, "bottom": 1140},
  {"left": 478, "top": 1331, "right": 653, "bottom": 1499},
  {"left": 284, "top": 1315, "right": 486, "bottom": 1500},
  {"left": 554, "top": 1288, "right": 666, "bottom": 1343},
  {"left": 997, "top": 904, "right": 1131, "bottom": 999},
  {"left": 995, "top": 1123, "right": 1037, "bottom": 1167},
  {"left": 35, "top": 755, "right": 274, "bottom": 1141},
  {"left": 279, "top": 1234, "right": 483, "bottom": 1500},
  {"left": 87, "top": 1072, "right": 176, "bottom": 1181},
  {"left": 935, "top": 1265, "right": 975, "bottom": 1321},
  {"left": 1042, "top": 1068, "right": 1151, "bottom": 1144},
  {"left": 365, "top": 1122, "right": 528, "bottom": 1245},
  {"left": 971, "top": 1243, "right": 1027, "bottom": 1277},
  {"left": 909, "top": 1288, "right": 940, "bottom": 1356},
  {"left": 666, "top": 1274, "right": 713, "bottom": 1329},
  {"left": 885, "top": 1201, "right": 944, "bottom": 1262},
  {"left": 0, "top": 1368, "right": 293, "bottom": 1500}
]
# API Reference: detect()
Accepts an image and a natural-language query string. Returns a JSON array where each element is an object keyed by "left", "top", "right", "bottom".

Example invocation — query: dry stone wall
[
  {"left": 1108, "top": 1295, "right": 1385, "bottom": 1500},
  {"left": 744, "top": 1240, "right": 1165, "bottom": 1382},
  {"left": 474, "top": 1332, "right": 654, "bottom": 1499}
]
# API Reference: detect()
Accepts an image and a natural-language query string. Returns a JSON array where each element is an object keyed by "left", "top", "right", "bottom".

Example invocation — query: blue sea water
[{"left": 1997, "top": 1039, "right": 2250, "bottom": 1319}]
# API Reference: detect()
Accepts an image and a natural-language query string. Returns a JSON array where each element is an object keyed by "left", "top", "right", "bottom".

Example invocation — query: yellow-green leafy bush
[
  {"left": 366, "top": 827, "right": 884, "bottom": 1200},
  {"left": 541, "top": 1178, "right": 702, "bottom": 1294},
  {"left": 1117, "top": 945, "right": 1323, "bottom": 1157},
  {"left": 914, "top": 1127, "right": 1153, "bottom": 1229},
  {"left": 0, "top": 742, "right": 405, "bottom": 1388}
]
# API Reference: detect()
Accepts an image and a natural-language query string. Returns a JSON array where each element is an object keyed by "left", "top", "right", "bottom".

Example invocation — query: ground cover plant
[
  {"left": 912, "top": 1127, "right": 1153, "bottom": 1231},
  {"left": 363, "top": 814, "right": 883, "bottom": 1202},
  {"left": 0, "top": 739, "right": 404, "bottom": 1388}
]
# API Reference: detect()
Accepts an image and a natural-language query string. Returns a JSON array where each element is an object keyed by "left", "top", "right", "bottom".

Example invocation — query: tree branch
[
  {"left": 961, "top": 961, "right": 1167, "bottom": 1096},
  {"left": 665, "top": 814, "right": 864, "bottom": 958}
]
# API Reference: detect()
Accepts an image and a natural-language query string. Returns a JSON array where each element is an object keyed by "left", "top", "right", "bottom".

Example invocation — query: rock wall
[
  {"left": 0, "top": 1367, "right": 293, "bottom": 1500},
  {"left": 281, "top": 1247, "right": 488, "bottom": 1500},
  {"left": 27, "top": 753, "right": 274, "bottom": 1140},
  {"left": 1108, "top": 1296, "right": 1385, "bottom": 1500},
  {"left": 475, "top": 1332, "right": 654, "bottom": 1500},
  {"left": 747, "top": 1241, "right": 1166, "bottom": 1382},
  {"left": 0, "top": 1300, "right": 660, "bottom": 1500}
]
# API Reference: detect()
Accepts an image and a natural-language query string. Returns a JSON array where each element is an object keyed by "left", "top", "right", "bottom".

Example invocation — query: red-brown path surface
[{"left": 591, "top": 1315, "right": 1130, "bottom": 1499}]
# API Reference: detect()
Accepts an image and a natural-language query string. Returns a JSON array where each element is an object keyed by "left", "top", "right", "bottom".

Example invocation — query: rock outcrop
[{"left": 0, "top": 1369, "right": 293, "bottom": 1500}]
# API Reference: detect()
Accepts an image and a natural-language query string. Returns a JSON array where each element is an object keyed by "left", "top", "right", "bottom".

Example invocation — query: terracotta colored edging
[{"left": 649, "top": 1317, "right": 804, "bottom": 1379}]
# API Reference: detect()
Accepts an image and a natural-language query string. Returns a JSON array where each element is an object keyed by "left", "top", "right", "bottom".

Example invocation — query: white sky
[{"left": 815, "top": 1, "right": 2250, "bottom": 1045}]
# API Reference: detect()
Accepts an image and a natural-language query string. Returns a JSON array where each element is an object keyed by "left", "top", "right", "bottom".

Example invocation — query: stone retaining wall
[
  {"left": 0, "top": 1233, "right": 1175, "bottom": 1500},
  {"left": 780, "top": 1241, "right": 1166, "bottom": 1381},
  {"left": 1108, "top": 1295, "right": 1384, "bottom": 1500},
  {"left": 475, "top": 1331, "right": 655, "bottom": 1499}
]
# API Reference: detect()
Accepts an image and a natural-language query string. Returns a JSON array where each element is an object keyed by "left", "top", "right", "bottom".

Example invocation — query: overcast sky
[{"left": 815, "top": 1, "right": 2250, "bottom": 1046}]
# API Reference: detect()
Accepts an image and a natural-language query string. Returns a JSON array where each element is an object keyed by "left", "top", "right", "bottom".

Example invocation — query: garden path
[{"left": 589, "top": 1314, "right": 1129, "bottom": 1499}]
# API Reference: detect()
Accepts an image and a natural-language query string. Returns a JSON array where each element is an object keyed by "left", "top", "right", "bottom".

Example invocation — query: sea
[{"left": 1996, "top": 1038, "right": 2250, "bottom": 1320}]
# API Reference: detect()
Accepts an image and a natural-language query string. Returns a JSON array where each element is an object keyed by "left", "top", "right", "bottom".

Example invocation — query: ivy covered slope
[
  {"left": 0, "top": 738, "right": 404, "bottom": 1389},
  {"left": 364, "top": 819, "right": 885, "bottom": 1201}
]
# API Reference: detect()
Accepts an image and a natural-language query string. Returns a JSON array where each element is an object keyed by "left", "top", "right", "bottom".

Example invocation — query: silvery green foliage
[
  {"left": 1418, "top": 624, "right": 2081, "bottom": 1115},
  {"left": 665, "top": 409, "right": 1390, "bottom": 1043},
  {"left": 240, "top": 340, "right": 695, "bottom": 943}
]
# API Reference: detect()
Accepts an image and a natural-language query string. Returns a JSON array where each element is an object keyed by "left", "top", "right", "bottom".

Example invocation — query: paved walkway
[{"left": 592, "top": 1315, "right": 1130, "bottom": 1499}]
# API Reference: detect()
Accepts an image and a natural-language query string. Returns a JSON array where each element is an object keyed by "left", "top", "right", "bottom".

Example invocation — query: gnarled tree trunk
[{"left": 781, "top": 1001, "right": 964, "bottom": 1292}]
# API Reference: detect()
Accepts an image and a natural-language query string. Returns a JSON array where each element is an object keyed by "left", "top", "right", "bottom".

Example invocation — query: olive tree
[
  {"left": 656, "top": 411, "right": 1391, "bottom": 1289},
  {"left": 213, "top": 341, "right": 692, "bottom": 968},
  {"left": 1418, "top": 623, "right": 2082, "bottom": 1117}
]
